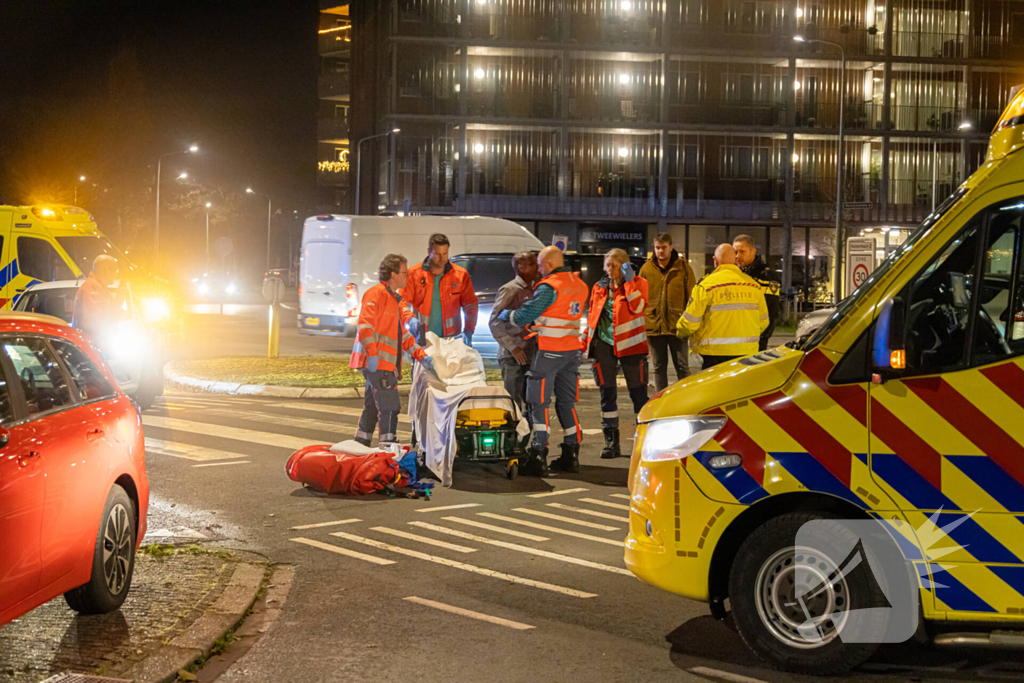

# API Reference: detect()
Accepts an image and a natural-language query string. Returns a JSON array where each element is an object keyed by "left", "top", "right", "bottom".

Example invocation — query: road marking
[
  {"left": 442, "top": 517, "right": 549, "bottom": 542},
  {"left": 201, "top": 408, "right": 412, "bottom": 441},
  {"left": 609, "top": 494, "right": 631, "bottom": 500},
  {"left": 477, "top": 513, "right": 623, "bottom": 547},
  {"left": 408, "top": 521, "right": 632, "bottom": 576},
  {"left": 192, "top": 460, "right": 251, "bottom": 468},
  {"left": 146, "top": 527, "right": 208, "bottom": 540},
  {"left": 372, "top": 526, "right": 477, "bottom": 553},
  {"left": 290, "top": 519, "right": 361, "bottom": 530},
  {"left": 269, "top": 401, "right": 412, "bottom": 425},
  {"left": 145, "top": 438, "right": 247, "bottom": 462},
  {"left": 687, "top": 667, "right": 771, "bottom": 683},
  {"left": 578, "top": 498, "right": 630, "bottom": 511},
  {"left": 526, "top": 488, "right": 589, "bottom": 498},
  {"left": 329, "top": 530, "right": 595, "bottom": 598},
  {"left": 290, "top": 537, "right": 396, "bottom": 565},
  {"left": 547, "top": 503, "right": 628, "bottom": 522},
  {"left": 402, "top": 596, "right": 535, "bottom": 630},
  {"left": 512, "top": 508, "right": 621, "bottom": 531},
  {"left": 581, "top": 428, "right": 603, "bottom": 436},
  {"left": 415, "top": 503, "right": 482, "bottom": 513},
  {"left": 143, "top": 416, "right": 319, "bottom": 450}
]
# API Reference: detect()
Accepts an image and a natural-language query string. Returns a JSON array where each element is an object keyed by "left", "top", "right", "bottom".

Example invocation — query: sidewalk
[{"left": 0, "top": 548, "right": 267, "bottom": 683}]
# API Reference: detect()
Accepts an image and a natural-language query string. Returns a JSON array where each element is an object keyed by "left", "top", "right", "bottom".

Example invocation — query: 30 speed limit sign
[{"left": 852, "top": 262, "right": 870, "bottom": 288}]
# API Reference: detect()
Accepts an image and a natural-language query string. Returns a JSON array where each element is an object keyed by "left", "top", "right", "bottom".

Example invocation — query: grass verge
[{"left": 176, "top": 355, "right": 501, "bottom": 388}]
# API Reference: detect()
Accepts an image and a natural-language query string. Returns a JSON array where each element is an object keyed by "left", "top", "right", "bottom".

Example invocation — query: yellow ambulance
[
  {"left": 0, "top": 204, "right": 143, "bottom": 308},
  {"left": 626, "top": 92, "right": 1024, "bottom": 673}
]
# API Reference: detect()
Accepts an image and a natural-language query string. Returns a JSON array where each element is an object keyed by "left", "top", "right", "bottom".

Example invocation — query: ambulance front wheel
[{"left": 728, "top": 512, "right": 886, "bottom": 675}]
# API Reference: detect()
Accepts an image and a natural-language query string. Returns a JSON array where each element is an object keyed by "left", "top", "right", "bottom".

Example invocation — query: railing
[
  {"left": 567, "top": 96, "right": 659, "bottom": 123},
  {"left": 466, "top": 93, "right": 559, "bottom": 119},
  {"left": 317, "top": 168, "right": 349, "bottom": 187},
  {"left": 570, "top": 15, "right": 661, "bottom": 48},
  {"left": 669, "top": 100, "right": 786, "bottom": 127},
  {"left": 802, "top": 26, "right": 884, "bottom": 57},
  {"left": 970, "top": 35, "right": 1024, "bottom": 61},
  {"left": 317, "top": 116, "right": 349, "bottom": 141},
  {"left": 396, "top": 2, "right": 461, "bottom": 38},
  {"left": 891, "top": 31, "right": 967, "bottom": 59},
  {"left": 969, "top": 108, "right": 1005, "bottom": 133},
  {"left": 468, "top": 14, "right": 562, "bottom": 42},
  {"left": 318, "top": 32, "right": 350, "bottom": 55},
  {"left": 318, "top": 72, "right": 349, "bottom": 100}
]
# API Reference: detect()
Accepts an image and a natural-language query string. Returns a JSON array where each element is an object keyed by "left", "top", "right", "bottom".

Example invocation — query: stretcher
[{"left": 408, "top": 334, "right": 529, "bottom": 486}]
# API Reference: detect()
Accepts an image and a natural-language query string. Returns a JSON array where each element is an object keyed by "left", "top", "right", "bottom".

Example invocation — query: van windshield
[
  {"left": 802, "top": 186, "right": 969, "bottom": 351},
  {"left": 56, "top": 235, "right": 136, "bottom": 276}
]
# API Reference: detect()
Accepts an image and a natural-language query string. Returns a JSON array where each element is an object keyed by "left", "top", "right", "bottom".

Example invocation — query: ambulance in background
[
  {"left": 626, "top": 90, "right": 1024, "bottom": 673},
  {"left": 298, "top": 215, "right": 543, "bottom": 336}
]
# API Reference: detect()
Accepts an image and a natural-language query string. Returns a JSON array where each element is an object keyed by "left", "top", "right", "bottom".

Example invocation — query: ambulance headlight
[
  {"left": 106, "top": 321, "right": 147, "bottom": 363},
  {"left": 141, "top": 297, "right": 170, "bottom": 323},
  {"left": 640, "top": 416, "right": 727, "bottom": 462}
]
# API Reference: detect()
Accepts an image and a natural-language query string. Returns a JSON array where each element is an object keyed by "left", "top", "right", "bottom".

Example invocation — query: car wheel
[
  {"left": 728, "top": 512, "right": 886, "bottom": 675},
  {"left": 64, "top": 485, "right": 137, "bottom": 615},
  {"left": 134, "top": 360, "right": 163, "bottom": 410}
]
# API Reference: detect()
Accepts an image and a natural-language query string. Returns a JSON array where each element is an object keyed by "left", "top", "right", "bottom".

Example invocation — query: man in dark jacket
[
  {"left": 489, "top": 251, "right": 538, "bottom": 414},
  {"left": 733, "top": 234, "right": 780, "bottom": 351},
  {"left": 639, "top": 232, "right": 696, "bottom": 392}
]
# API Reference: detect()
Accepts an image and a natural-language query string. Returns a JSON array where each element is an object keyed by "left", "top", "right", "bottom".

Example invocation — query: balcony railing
[
  {"left": 318, "top": 72, "right": 350, "bottom": 100},
  {"left": 319, "top": 32, "right": 350, "bottom": 55},
  {"left": 669, "top": 100, "right": 786, "bottom": 127},
  {"left": 468, "top": 14, "right": 562, "bottom": 42},
  {"left": 318, "top": 168, "right": 349, "bottom": 187},
  {"left": 318, "top": 116, "right": 349, "bottom": 141}
]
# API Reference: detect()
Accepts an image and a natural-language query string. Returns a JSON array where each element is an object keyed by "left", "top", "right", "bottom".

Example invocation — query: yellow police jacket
[{"left": 676, "top": 264, "right": 769, "bottom": 357}]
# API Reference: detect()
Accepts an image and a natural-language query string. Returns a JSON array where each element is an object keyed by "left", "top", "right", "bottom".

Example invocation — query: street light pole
[
  {"left": 246, "top": 188, "right": 273, "bottom": 271},
  {"left": 795, "top": 36, "right": 845, "bottom": 300},
  {"left": 354, "top": 128, "right": 400, "bottom": 215},
  {"left": 155, "top": 145, "right": 198, "bottom": 257}
]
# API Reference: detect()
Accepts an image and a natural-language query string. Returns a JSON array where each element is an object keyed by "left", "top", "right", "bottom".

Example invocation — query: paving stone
[
  {"left": 167, "top": 613, "right": 239, "bottom": 656},
  {"left": 124, "top": 644, "right": 203, "bottom": 683},
  {"left": 227, "top": 563, "right": 265, "bottom": 589},
  {"left": 210, "top": 586, "right": 256, "bottom": 616}
]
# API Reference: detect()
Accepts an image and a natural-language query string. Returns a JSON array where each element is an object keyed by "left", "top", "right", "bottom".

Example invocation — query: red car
[{"left": 0, "top": 312, "right": 148, "bottom": 626}]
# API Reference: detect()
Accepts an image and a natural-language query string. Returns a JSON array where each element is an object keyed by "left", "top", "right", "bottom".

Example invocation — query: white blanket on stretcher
[{"left": 408, "top": 334, "right": 529, "bottom": 487}]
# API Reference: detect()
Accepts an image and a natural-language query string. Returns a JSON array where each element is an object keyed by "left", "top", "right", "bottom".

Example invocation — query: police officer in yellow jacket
[{"left": 677, "top": 243, "right": 769, "bottom": 369}]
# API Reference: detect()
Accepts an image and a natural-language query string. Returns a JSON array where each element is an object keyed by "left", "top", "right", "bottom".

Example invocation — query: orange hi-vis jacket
[
  {"left": 532, "top": 271, "right": 589, "bottom": 352},
  {"left": 582, "top": 277, "right": 649, "bottom": 356},
  {"left": 349, "top": 283, "right": 426, "bottom": 372},
  {"left": 399, "top": 259, "right": 479, "bottom": 338}
]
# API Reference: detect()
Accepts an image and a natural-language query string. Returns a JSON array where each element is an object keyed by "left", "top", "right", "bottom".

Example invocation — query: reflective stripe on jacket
[
  {"left": 532, "top": 271, "right": 588, "bottom": 352},
  {"left": 398, "top": 260, "right": 479, "bottom": 338},
  {"left": 349, "top": 283, "right": 426, "bottom": 372},
  {"left": 583, "top": 277, "right": 649, "bottom": 357},
  {"left": 676, "top": 264, "right": 769, "bottom": 357}
]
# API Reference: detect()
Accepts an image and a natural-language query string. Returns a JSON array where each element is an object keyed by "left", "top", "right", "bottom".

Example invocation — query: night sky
[{"left": 0, "top": 0, "right": 319, "bottom": 276}]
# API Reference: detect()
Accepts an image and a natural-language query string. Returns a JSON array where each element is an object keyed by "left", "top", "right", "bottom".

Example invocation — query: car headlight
[
  {"left": 197, "top": 283, "right": 210, "bottom": 296},
  {"left": 225, "top": 282, "right": 237, "bottom": 295},
  {"left": 105, "top": 321, "right": 148, "bottom": 362},
  {"left": 141, "top": 297, "right": 170, "bottom": 323},
  {"left": 640, "top": 416, "right": 727, "bottom": 462}
]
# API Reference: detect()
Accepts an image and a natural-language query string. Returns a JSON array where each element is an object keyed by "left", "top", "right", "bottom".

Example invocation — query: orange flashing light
[{"left": 890, "top": 349, "right": 906, "bottom": 370}]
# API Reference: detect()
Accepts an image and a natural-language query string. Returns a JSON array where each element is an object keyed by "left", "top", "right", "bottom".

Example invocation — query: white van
[{"left": 299, "top": 215, "right": 543, "bottom": 336}]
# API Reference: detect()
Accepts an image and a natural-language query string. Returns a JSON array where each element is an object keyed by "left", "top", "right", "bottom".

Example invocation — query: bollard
[{"left": 268, "top": 303, "right": 280, "bottom": 358}]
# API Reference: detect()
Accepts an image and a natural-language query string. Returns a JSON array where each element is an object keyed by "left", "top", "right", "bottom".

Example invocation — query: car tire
[
  {"left": 728, "top": 512, "right": 886, "bottom": 675},
  {"left": 64, "top": 485, "right": 137, "bottom": 615},
  {"left": 134, "top": 360, "right": 163, "bottom": 410}
]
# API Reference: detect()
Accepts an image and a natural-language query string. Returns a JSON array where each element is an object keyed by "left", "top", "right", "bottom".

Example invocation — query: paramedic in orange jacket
[
  {"left": 581, "top": 248, "right": 650, "bottom": 460},
  {"left": 496, "top": 246, "right": 588, "bottom": 475},
  {"left": 399, "top": 233, "right": 479, "bottom": 347},
  {"left": 350, "top": 254, "right": 434, "bottom": 447}
]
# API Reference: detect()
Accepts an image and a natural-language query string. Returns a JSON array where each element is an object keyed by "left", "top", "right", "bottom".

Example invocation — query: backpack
[{"left": 286, "top": 444, "right": 404, "bottom": 496}]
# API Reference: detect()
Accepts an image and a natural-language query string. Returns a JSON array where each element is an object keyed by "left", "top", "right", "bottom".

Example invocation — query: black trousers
[
  {"left": 356, "top": 369, "right": 401, "bottom": 444},
  {"left": 701, "top": 355, "right": 741, "bottom": 370},
  {"left": 590, "top": 338, "right": 648, "bottom": 430},
  {"left": 648, "top": 334, "right": 689, "bottom": 392}
]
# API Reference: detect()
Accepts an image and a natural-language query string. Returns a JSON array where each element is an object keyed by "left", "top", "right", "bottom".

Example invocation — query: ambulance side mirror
[{"left": 872, "top": 297, "right": 906, "bottom": 384}]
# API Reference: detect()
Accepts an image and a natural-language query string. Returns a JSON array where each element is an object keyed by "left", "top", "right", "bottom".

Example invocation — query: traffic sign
[
  {"left": 552, "top": 234, "right": 569, "bottom": 251},
  {"left": 852, "top": 262, "right": 871, "bottom": 288}
]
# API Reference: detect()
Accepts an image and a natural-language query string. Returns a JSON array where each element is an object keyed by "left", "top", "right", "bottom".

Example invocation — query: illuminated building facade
[
  {"left": 349, "top": 0, "right": 1024, "bottom": 299},
  {"left": 318, "top": 3, "right": 351, "bottom": 209}
]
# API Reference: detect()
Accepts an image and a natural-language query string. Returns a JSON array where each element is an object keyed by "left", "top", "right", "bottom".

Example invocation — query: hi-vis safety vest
[
  {"left": 677, "top": 264, "right": 769, "bottom": 357},
  {"left": 399, "top": 260, "right": 479, "bottom": 338},
  {"left": 350, "top": 283, "right": 426, "bottom": 372},
  {"left": 582, "top": 277, "right": 649, "bottom": 357},
  {"left": 532, "top": 271, "right": 588, "bottom": 352}
]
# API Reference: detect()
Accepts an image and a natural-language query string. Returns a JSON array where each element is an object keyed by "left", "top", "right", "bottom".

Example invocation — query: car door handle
[
  {"left": 18, "top": 451, "right": 40, "bottom": 467},
  {"left": 86, "top": 428, "right": 104, "bottom": 442}
]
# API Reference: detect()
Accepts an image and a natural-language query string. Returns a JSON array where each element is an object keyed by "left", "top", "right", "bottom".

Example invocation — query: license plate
[{"left": 305, "top": 317, "right": 320, "bottom": 326}]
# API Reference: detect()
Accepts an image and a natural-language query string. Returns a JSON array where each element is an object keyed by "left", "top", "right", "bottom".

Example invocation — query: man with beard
[{"left": 733, "top": 234, "right": 780, "bottom": 352}]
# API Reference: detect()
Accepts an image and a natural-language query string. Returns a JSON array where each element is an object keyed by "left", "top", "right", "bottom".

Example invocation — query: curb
[
  {"left": 125, "top": 561, "right": 268, "bottom": 683},
  {"left": 164, "top": 361, "right": 632, "bottom": 398}
]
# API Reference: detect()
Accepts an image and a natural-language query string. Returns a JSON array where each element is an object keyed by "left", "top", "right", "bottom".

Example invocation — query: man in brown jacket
[{"left": 639, "top": 232, "right": 696, "bottom": 391}]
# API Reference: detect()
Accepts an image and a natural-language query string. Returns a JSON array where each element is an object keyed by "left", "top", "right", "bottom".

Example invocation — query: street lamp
[
  {"left": 205, "top": 202, "right": 212, "bottom": 268},
  {"left": 932, "top": 121, "right": 972, "bottom": 212},
  {"left": 354, "top": 128, "right": 400, "bottom": 216},
  {"left": 155, "top": 145, "right": 198, "bottom": 256},
  {"left": 75, "top": 175, "right": 86, "bottom": 205},
  {"left": 247, "top": 188, "right": 273, "bottom": 271},
  {"left": 795, "top": 34, "right": 846, "bottom": 300}
]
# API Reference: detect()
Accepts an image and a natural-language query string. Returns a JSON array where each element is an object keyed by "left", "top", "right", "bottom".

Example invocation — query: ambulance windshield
[
  {"left": 57, "top": 235, "right": 138, "bottom": 276},
  {"left": 802, "top": 186, "right": 969, "bottom": 351}
]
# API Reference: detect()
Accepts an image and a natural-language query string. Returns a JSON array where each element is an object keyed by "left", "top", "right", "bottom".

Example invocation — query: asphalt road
[{"left": 137, "top": 391, "right": 1021, "bottom": 683}]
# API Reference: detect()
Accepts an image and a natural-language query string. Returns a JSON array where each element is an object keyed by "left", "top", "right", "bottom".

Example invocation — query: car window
[
  {"left": 15, "top": 288, "right": 78, "bottom": 323},
  {"left": 0, "top": 363, "right": 15, "bottom": 426},
  {"left": 17, "top": 237, "right": 75, "bottom": 282},
  {"left": 56, "top": 235, "right": 133, "bottom": 276},
  {"left": 2, "top": 337, "right": 74, "bottom": 415},
  {"left": 974, "top": 200, "right": 1024, "bottom": 366},
  {"left": 50, "top": 339, "right": 116, "bottom": 402}
]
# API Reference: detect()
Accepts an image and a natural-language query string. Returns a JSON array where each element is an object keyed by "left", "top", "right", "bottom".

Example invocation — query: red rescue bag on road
[{"left": 285, "top": 444, "right": 403, "bottom": 495}]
